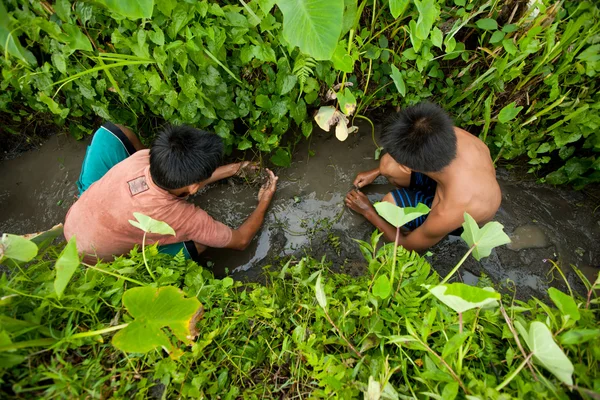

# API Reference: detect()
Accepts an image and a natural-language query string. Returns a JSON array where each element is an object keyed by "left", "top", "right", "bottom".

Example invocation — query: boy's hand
[
  {"left": 353, "top": 169, "right": 379, "bottom": 189},
  {"left": 235, "top": 161, "right": 259, "bottom": 178},
  {"left": 258, "top": 169, "right": 278, "bottom": 203}
]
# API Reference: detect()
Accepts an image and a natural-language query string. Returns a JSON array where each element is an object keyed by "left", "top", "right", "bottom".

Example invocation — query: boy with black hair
[
  {"left": 345, "top": 102, "right": 501, "bottom": 251},
  {"left": 65, "top": 122, "right": 277, "bottom": 262}
]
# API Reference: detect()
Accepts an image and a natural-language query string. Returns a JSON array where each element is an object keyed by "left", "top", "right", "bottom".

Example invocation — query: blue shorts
[
  {"left": 77, "top": 122, "right": 199, "bottom": 261},
  {"left": 391, "top": 172, "right": 463, "bottom": 235}
]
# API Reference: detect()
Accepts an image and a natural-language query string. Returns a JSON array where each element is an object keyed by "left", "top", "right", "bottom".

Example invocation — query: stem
[
  {"left": 352, "top": 114, "right": 379, "bottom": 148},
  {"left": 142, "top": 232, "right": 156, "bottom": 281},
  {"left": 82, "top": 263, "right": 145, "bottom": 286},
  {"left": 499, "top": 304, "right": 538, "bottom": 381},
  {"left": 414, "top": 336, "right": 469, "bottom": 394},
  {"left": 495, "top": 354, "right": 533, "bottom": 391},
  {"left": 422, "top": 246, "right": 474, "bottom": 301},
  {"left": 390, "top": 227, "right": 400, "bottom": 290},
  {"left": 323, "top": 309, "right": 362, "bottom": 358},
  {"left": 458, "top": 312, "right": 463, "bottom": 334}
]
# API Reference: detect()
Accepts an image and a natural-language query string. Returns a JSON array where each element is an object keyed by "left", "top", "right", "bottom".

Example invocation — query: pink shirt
[{"left": 64, "top": 150, "right": 232, "bottom": 259}]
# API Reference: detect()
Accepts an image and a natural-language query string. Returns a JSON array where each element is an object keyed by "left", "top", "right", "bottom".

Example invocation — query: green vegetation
[
  {"left": 0, "top": 0, "right": 599, "bottom": 185},
  {"left": 1, "top": 211, "right": 599, "bottom": 398}
]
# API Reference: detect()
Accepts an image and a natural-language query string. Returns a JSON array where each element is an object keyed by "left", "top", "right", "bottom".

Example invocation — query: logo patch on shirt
[{"left": 128, "top": 176, "right": 149, "bottom": 196}]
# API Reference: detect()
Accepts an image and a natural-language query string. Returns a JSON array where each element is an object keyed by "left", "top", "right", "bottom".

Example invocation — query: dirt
[{"left": 1, "top": 123, "right": 599, "bottom": 300}]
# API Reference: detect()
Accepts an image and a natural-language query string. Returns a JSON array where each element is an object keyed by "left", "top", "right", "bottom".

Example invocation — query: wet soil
[{"left": 1, "top": 124, "right": 599, "bottom": 300}]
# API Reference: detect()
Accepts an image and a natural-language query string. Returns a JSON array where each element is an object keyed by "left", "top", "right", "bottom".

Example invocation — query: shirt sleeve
[{"left": 171, "top": 202, "right": 233, "bottom": 248}]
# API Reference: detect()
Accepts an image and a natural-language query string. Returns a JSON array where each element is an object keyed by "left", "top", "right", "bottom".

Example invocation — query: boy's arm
[
  {"left": 353, "top": 167, "right": 380, "bottom": 189},
  {"left": 203, "top": 162, "right": 256, "bottom": 186},
  {"left": 225, "top": 169, "right": 278, "bottom": 251}
]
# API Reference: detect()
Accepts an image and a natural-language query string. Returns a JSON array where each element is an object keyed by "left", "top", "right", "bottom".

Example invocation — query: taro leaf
[
  {"left": 548, "top": 288, "right": 580, "bottom": 322},
  {"left": 0, "top": 2, "right": 37, "bottom": 65},
  {"left": 372, "top": 275, "right": 392, "bottom": 299},
  {"left": 427, "top": 283, "right": 500, "bottom": 313},
  {"left": 315, "top": 273, "right": 327, "bottom": 308},
  {"left": 277, "top": 0, "right": 344, "bottom": 60},
  {"left": 0, "top": 234, "right": 38, "bottom": 263},
  {"left": 498, "top": 101, "right": 523, "bottom": 123},
  {"left": 389, "top": 0, "right": 410, "bottom": 19},
  {"left": 314, "top": 106, "right": 338, "bottom": 132},
  {"left": 373, "top": 202, "right": 430, "bottom": 229},
  {"left": 112, "top": 286, "right": 204, "bottom": 353},
  {"left": 270, "top": 148, "right": 291, "bottom": 167},
  {"left": 390, "top": 65, "right": 406, "bottom": 97},
  {"left": 414, "top": 0, "right": 438, "bottom": 40},
  {"left": 54, "top": 236, "right": 80, "bottom": 299},
  {"left": 335, "top": 121, "right": 349, "bottom": 141},
  {"left": 94, "top": 0, "right": 154, "bottom": 19},
  {"left": 128, "top": 213, "right": 176, "bottom": 236},
  {"left": 515, "top": 321, "right": 574, "bottom": 386},
  {"left": 337, "top": 88, "right": 356, "bottom": 116},
  {"left": 460, "top": 212, "right": 510, "bottom": 260}
]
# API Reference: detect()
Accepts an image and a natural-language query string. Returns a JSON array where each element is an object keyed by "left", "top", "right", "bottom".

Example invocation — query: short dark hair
[
  {"left": 150, "top": 125, "right": 223, "bottom": 190},
  {"left": 380, "top": 102, "right": 456, "bottom": 172}
]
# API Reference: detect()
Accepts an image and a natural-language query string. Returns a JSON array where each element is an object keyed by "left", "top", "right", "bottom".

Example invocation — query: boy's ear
[
  {"left": 188, "top": 182, "right": 203, "bottom": 195},
  {"left": 398, "top": 164, "right": 412, "bottom": 175}
]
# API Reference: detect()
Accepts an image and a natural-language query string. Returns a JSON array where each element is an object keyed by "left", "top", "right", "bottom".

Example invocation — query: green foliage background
[{"left": 1, "top": 0, "right": 599, "bottom": 183}]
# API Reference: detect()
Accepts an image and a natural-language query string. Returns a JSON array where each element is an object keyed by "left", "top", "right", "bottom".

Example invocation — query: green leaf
[
  {"left": 502, "top": 38, "right": 518, "bottom": 55},
  {"left": 332, "top": 42, "right": 354, "bottom": 72},
  {"left": 128, "top": 213, "right": 176, "bottom": 235},
  {"left": 442, "top": 382, "right": 459, "bottom": 400},
  {"left": 390, "top": 65, "right": 406, "bottom": 97},
  {"left": 315, "top": 273, "right": 327, "bottom": 308},
  {"left": 442, "top": 332, "right": 469, "bottom": 360},
  {"left": 277, "top": 74, "right": 298, "bottom": 96},
  {"left": 254, "top": 43, "right": 277, "bottom": 63},
  {"left": 548, "top": 288, "right": 580, "bottom": 322},
  {"left": 373, "top": 202, "right": 430, "bottom": 228},
  {"left": 367, "top": 376, "right": 381, "bottom": 400},
  {"left": 389, "top": 0, "right": 410, "bottom": 19},
  {"left": 490, "top": 30, "right": 505, "bottom": 44},
  {"left": 372, "top": 275, "right": 392, "bottom": 299},
  {"left": 559, "top": 329, "right": 600, "bottom": 345},
  {"left": 337, "top": 88, "right": 356, "bottom": 116},
  {"left": 255, "top": 94, "right": 272, "bottom": 109},
  {"left": 0, "top": 234, "right": 38, "bottom": 263},
  {"left": 54, "top": 236, "right": 80, "bottom": 299},
  {"left": 431, "top": 27, "right": 443, "bottom": 48},
  {"left": 516, "top": 321, "right": 574, "bottom": 386},
  {"left": 270, "top": 148, "right": 291, "bottom": 167},
  {"left": 94, "top": 0, "right": 154, "bottom": 19},
  {"left": 0, "top": 2, "right": 37, "bottom": 65},
  {"left": 277, "top": 0, "right": 344, "bottom": 60},
  {"left": 51, "top": 53, "right": 67, "bottom": 74},
  {"left": 461, "top": 213, "right": 510, "bottom": 260},
  {"left": 60, "top": 24, "right": 92, "bottom": 52},
  {"left": 178, "top": 74, "right": 197, "bottom": 99},
  {"left": 112, "top": 286, "right": 203, "bottom": 353},
  {"left": 39, "top": 92, "right": 69, "bottom": 119},
  {"left": 498, "top": 102, "right": 523, "bottom": 124},
  {"left": 427, "top": 283, "right": 500, "bottom": 313},
  {"left": 476, "top": 18, "right": 498, "bottom": 31},
  {"left": 414, "top": 0, "right": 438, "bottom": 40}
]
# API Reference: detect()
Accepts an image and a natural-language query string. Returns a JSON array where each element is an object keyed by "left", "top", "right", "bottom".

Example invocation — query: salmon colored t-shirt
[{"left": 64, "top": 150, "right": 232, "bottom": 259}]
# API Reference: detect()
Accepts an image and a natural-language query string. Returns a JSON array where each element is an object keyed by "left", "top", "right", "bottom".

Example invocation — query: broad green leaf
[
  {"left": 427, "top": 283, "right": 500, "bottom": 313},
  {"left": 60, "top": 24, "right": 92, "bottom": 52},
  {"left": 112, "top": 286, "right": 203, "bottom": 353},
  {"left": 502, "top": 38, "right": 518, "bottom": 55},
  {"left": 315, "top": 273, "right": 327, "bottom": 308},
  {"left": 0, "top": 2, "right": 37, "bottom": 65},
  {"left": 548, "top": 288, "right": 580, "bottom": 322},
  {"left": 128, "top": 213, "right": 176, "bottom": 236},
  {"left": 38, "top": 93, "right": 70, "bottom": 119},
  {"left": 337, "top": 88, "right": 356, "bottom": 116},
  {"left": 54, "top": 237, "right": 80, "bottom": 299},
  {"left": 373, "top": 202, "right": 430, "bottom": 229},
  {"left": 460, "top": 213, "right": 510, "bottom": 260},
  {"left": 372, "top": 275, "right": 392, "bottom": 299},
  {"left": 498, "top": 102, "right": 523, "bottom": 124},
  {"left": 51, "top": 53, "right": 67, "bottom": 74},
  {"left": 442, "top": 332, "right": 469, "bottom": 360},
  {"left": 270, "top": 148, "right": 291, "bottom": 167},
  {"left": 0, "top": 234, "right": 38, "bottom": 263},
  {"left": 277, "top": 0, "right": 344, "bottom": 60},
  {"left": 414, "top": 0, "right": 438, "bottom": 40},
  {"left": 490, "top": 30, "right": 505, "bottom": 44},
  {"left": 476, "top": 18, "right": 498, "bottom": 31},
  {"left": 431, "top": 27, "right": 443, "bottom": 48},
  {"left": 94, "top": 0, "right": 154, "bottom": 19},
  {"left": 390, "top": 65, "right": 406, "bottom": 97},
  {"left": 442, "top": 382, "right": 459, "bottom": 400},
  {"left": 331, "top": 42, "right": 354, "bottom": 72},
  {"left": 515, "top": 321, "right": 574, "bottom": 386},
  {"left": 277, "top": 74, "right": 297, "bottom": 96},
  {"left": 559, "top": 329, "right": 600, "bottom": 345},
  {"left": 389, "top": 0, "right": 410, "bottom": 19},
  {"left": 255, "top": 94, "right": 272, "bottom": 109}
]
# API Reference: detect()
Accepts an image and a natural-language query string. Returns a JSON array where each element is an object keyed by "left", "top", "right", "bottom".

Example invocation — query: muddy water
[{"left": 1, "top": 124, "right": 599, "bottom": 300}]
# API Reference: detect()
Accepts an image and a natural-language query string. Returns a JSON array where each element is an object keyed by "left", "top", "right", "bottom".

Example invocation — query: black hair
[
  {"left": 380, "top": 102, "right": 457, "bottom": 172},
  {"left": 150, "top": 125, "right": 223, "bottom": 190}
]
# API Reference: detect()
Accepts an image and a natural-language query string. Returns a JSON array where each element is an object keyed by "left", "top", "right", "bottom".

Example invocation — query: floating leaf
[
  {"left": 54, "top": 236, "right": 80, "bottom": 299},
  {"left": 373, "top": 202, "right": 430, "bottom": 229},
  {"left": 112, "top": 286, "right": 204, "bottom": 353},
  {"left": 315, "top": 273, "right": 327, "bottom": 308},
  {"left": 390, "top": 65, "right": 406, "bottom": 97},
  {"left": 129, "top": 213, "right": 176, "bottom": 236},
  {"left": 0, "top": 234, "right": 38, "bottom": 263},
  {"left": 460, "top": 212, "right": 510, "bottom": 260},
  {"left": 515, "top": 321, "right": 574, "bottom": 386},
  {"left": 277, "top": 0, "right": 343, "bottom": 60},
  {"left": 427, "top": 283, "right": 500, "bottom": 313},
  {"left": 498, "top": 102, "right": 523, "bottom": 123},
  {"left": 372, "top": 275, "right": 392, "bottom": 299},
  {"left": 548, "top": 288, "right": 580, "bottom": 323}
]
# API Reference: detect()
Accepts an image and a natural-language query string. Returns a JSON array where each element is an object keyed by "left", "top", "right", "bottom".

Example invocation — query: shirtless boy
[
  {"left": 64, "top": 122, "right": 277, "bottom": 262},
  {"left": 345, "top": 102, "right": 501, "bottom": 252}
]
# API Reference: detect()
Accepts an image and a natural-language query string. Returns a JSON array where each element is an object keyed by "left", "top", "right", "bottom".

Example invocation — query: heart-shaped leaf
[
  {"left": 461, "top": 212, "right": 510, "bottom": 260},
  {"left": 0, "top": 234, "right": 38, "bottom": 263},
  {"left": 129, "top": 212, "right": 176, "bottom": 236},
  {"left": 54, "top": 236, "right": 80, "bottom": 299},
  {"left": 426, "top": 283, "right": 500, "bottom": 313},
  {"left": 373, "top": 202, "right": 431, "bottom": 229},
  {"left": 515, "top": 321, "right": 574, "bottom": 386},
  {"left": 112, "top": 286, "right": 203, "bottom": 353}
]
